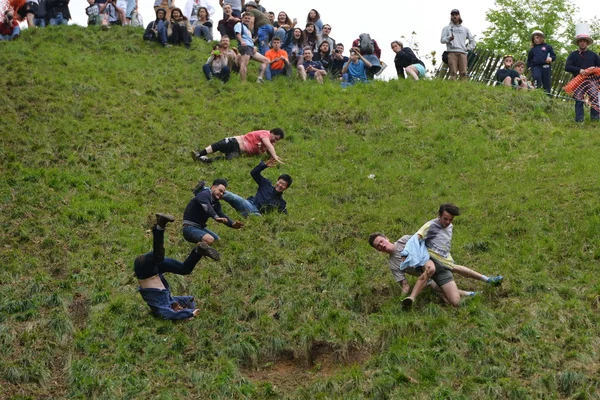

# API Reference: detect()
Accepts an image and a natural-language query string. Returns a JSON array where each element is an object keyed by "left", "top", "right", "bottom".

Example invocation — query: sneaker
[
  {"left": 191, "top": 150, "right": 200, "bottom": 161},
  {"left": 192, "top": 180, "right": 206, "bottom": 195},
  {"left": 199, "top": 155, "right": 212, "bottom": 164},
  {"left": 401, "top": 297, "right": 414, "bottom": 310},
  {"left": 465, "top": 291, "right": 477, "bottom": 297},
  {"left": 225, "top": 152, "right": 239, "bottom": 160},
  {"left": 487, "top": 276, "right": 503, "bottom": 286},
  {"left": 101, "top": 25, "right": 110, "bottom": 31},
  {"left": 256, "top": 77, "right": 264, "bottom": 84},
  {"left": 375, "top": 62, "right": 387, "bottom": 77},
  {"left": 196, "top": 241, "right": 221, "bottom": 261},
  {"left": 156, "top": 213, "right": 175, "bottom": 228},
  {"left": 163, "top": 43, "right": 172, "bottom": 48}
]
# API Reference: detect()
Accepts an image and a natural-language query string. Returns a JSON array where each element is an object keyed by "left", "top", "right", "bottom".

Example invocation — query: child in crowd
[
  {"left": 203, "top": 44, "right": 230, "bottom": 83},
  {"left": 513, "top": 61, "right": 534, "bottom": 90},
  {"left": 495, "top": 55, "right": 521, "bottom": 87},
  {"left": 341, "top": 47, "right": 372, "bottom": 87},
  {"left": 527, "top": 30, "right": 556, "bottom": 93}
]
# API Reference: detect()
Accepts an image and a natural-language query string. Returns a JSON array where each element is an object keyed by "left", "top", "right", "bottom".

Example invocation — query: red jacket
[{"left": 0, "top": 20, "right": 19, "bottom": 36}]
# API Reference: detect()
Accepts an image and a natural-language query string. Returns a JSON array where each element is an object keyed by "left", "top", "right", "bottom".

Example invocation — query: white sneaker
[{"left": 256, "top": 77, "right": 264, "bottom": 84}]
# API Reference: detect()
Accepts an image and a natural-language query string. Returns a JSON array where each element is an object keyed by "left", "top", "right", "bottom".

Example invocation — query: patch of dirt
[
  {"left": 243, "top": 342, "right": 370, "bottom": 393},
  {"left": 68, "top": 293, "right": 89, "bottom": 330}
]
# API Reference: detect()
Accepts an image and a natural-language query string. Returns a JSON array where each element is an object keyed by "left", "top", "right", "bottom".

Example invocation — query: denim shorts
[{"left": 182, "top": 225, "right": 219, "bottom": 243}]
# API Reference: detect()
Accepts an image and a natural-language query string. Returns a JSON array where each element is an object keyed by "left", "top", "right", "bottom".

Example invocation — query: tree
[{"left": 479, "top": 0, "right": 578, "bottom": 59}]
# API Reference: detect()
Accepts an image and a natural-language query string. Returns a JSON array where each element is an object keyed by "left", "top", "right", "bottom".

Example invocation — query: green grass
[{"left": 2, "top": 26, "right": 600, "bottom": 399}]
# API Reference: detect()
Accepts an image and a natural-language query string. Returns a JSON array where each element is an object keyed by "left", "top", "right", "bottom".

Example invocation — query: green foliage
[
  {"left": 2, "top": 26, "right": 600, "bottom": 399},
  {"left": 480, "top": 0, "right": 579, "bottom": 57}
]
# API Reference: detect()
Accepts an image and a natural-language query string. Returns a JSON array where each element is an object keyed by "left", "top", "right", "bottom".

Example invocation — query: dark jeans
[
  {"left": 169, "top": 24, "right": 191, "bottom": 47},
  {"left": 531, "top": 65, "right": 552, "bottom": 93},
  {"left": 203, "top": 64, "right": 230, "bottom": 82},
  {"left": 134, "top": 227, "right": 202, "bottom": 279}
]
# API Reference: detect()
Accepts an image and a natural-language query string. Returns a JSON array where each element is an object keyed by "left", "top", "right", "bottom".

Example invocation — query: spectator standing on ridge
[
  {"left": 391, "top": 40, "right": 426, "bottom": 80},
  {"left": 134, "top": 213, "right": 220, "bottom": 321},
  {"left": 440, "top": 9, "right": 476, "bottom": 81},
  {"left": 182, "top": 179, "right": 244, "bottom": 245},
  {"left": 191, "top": 128, "right": 285, "bottom": 164},
  {"left": 33, "top": 0, "right": 47, "bottom": 27},
  {"left": 47, "top": 0, "right": 71, "bottom": 26},
  {"left": 565, "top": 31, "right": 600, "bottom": 122},
  {"left": 0, "top": 10, "right": 20, "bottom": 40},
  {"left": 352, "top": 33, "right": 384, "bottom": 79},
  {"left": 265, "top": 36, "right": 292, "bottom": 80},
  {"left": 17, "top": 0, "right": 39, "bottom": 28},
  {"left": 143, "top": 7, "right": 170, "bottom": 47},
  {"left": 193, "top": 158, "right": 292, "bottom": 217},
  {"left": 527, "top": 30, "right": 556, "bottom": 93}
]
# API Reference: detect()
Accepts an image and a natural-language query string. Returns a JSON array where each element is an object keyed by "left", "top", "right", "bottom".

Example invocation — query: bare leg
[
  {"left": 452, "top": 264, "right": 486, "bottom": 281},
  {"left": 403, "top": 261, "right": 435, "bottom": 308},
  {"left": 239, "top": 55, "right": 250, "bottom": 82},
  {"left": 439, "top": 281, "right": 461, "bottom": 307},
  {"left": 298, "top": 65, "right": 307, "bottom": 81},
  {"left": 503, "top": 76, "right": 512, "bottom": 87},
  {"left": 406, "top": 65, "right": 419, "bottom": 81}
]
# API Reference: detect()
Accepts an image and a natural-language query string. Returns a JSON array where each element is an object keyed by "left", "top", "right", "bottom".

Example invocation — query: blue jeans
[
  {"left": 265, "top": 66, "right": 288, "bottom": 81},
  {"left": 156, "top": 20, "right": 168, "bottom": 45},
  {"left": 34, "top": 18, "right": 46, "bottom": 27},
  {"left": 202, "top": 64, "right": 230, "bottom": 82},
  {"left": 193, "top": 25, "right": 213, "bottom": 41},
  {"left": 257, "top": 24, "right": 274, "bottom": 55},
  {"left": 182, "top": 225, "right": 219, "bottom": 243},
  {"left": 49, "top": 12, "right": 69, "bottom": 26},
  {"left": 222, "top": 191, "right": 260, "bottom": 217},
  {"left": 0, "top": 26, "right": 20, "bottom": 40}
]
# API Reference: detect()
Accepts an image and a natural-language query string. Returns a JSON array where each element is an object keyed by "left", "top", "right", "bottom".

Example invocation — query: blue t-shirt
[
  {"left": 234, "top": 22, "right": 253, "bottom": 46},
  {"left": 302, "top": 60, "right": 324, "bottom": 76},
  {"left": 346, "top": 59, "right": 367, "bottom": 81}
]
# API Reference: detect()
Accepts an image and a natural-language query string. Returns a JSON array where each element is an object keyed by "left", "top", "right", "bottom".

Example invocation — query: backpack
[{"left": 358, "top": 33, "right": 374, "bottom": 55}]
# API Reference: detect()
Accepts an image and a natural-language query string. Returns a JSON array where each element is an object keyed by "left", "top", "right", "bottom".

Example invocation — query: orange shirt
[
  {"left": 265, "top": 48, "right": 289, "bottom": 71},
  {"left": 242, "top": 130, "right": 270, "bottom": 155}
]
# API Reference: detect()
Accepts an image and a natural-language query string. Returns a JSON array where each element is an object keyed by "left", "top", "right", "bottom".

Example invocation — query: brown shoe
[
  {"left": 196, "top": 241, "right": 220, "bottom": 261},
  {"left": 156, "top": 213, "right": 175, "bottom": 228}
]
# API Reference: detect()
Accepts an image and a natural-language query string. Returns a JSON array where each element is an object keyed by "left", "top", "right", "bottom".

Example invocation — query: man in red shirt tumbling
[{"left": 191, "top": 128, "right": 284, "bottom": 164}]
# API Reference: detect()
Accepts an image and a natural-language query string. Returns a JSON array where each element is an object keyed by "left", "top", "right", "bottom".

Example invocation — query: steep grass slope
[{"left": 1, "top": 26, "right": 600, "bottom": 399}]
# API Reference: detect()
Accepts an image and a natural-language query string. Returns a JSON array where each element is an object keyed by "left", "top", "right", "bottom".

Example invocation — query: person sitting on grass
[
  {"left": 287, "top": 27, "right": 305, "bottom": 67},
  {"left": 495, "top": 55, "right": 522, "bottom": 88},
  {"left": 143, "top": 7, "right": 169, "bottom": 47},
  {"left": 265, "top": 36, "right": 292, "bottom": 80},
  {"left": 313, "top": 40, "right": 333, "bottom": 71},
  {"left": 391, "top": 40, "right": 426, "bottom": 80},
  {"left": 192, "top": 6, "right": 213, "bottom": 41},
  {"left": 299, "top": 48, "right": 327, "bottom": 84},
  {"left": 418, "top": 203, "right": 503, "bottom": 289},
  {"left": 219, "top": 35, "right": 239, "bottom": 72},
  {"left": 182, "top": 179, "right": 245, "bottom": 245},
  {"left": 369, "top": 232, "right": 477, "bottom": 308},
  {"left": 203, "top": 44, "right": 230, "bottom": 83},
  {"left": 341, "top": 47, "right": 372, "bottom": 86},
  {"left": 513, "top": 61, "right": 534, "bottom": 90},
  {"left": 16, "top": 0, "right": 39, "bottom": 28},
  {"left": 135, "top": 213, "right": 220, "bottom": 321},
  {"left": 191, "top": 128, "right": 285, "bottom": 164},
  {"left": 168, "top": 7, "right": 192, "bottom": 48},
  {"left": 0, "top": 10, "right": 20, "bottom": 41},
  {"left": 194, "top": 158, "right": 292, "bottom": 217}
]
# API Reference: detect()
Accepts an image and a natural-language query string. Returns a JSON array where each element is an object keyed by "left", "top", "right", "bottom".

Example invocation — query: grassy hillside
[{"left": 2, "top": 26, "right": 600, "bottom": 399}]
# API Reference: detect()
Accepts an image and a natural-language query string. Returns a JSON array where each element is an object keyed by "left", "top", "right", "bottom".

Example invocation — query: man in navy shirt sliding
[{"left": 194, "top": 158, "right": 292, "bottom": 217}]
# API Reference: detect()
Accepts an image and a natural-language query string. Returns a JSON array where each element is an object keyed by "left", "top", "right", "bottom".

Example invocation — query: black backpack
[{"left": 358, "top": 33, "right": 374, "bottom": 54}]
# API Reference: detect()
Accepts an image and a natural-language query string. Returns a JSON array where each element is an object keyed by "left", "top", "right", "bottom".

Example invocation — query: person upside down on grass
[{"left": 134, "top": 213, "right": 220, "bottom": 320}]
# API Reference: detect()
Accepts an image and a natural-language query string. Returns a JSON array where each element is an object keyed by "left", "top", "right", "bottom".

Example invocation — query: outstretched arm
[{"left": 260, "top": 137, "right": 283, "bottom": 163}]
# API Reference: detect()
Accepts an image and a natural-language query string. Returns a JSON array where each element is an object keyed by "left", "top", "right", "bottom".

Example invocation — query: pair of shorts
[
  {"left": 238, "top": 45, "right": 254, "bottom": 56},
  {"left": 411, "top": 63, "right": 426, "bottom": 77},
  {"left": 211, "top": 137, "right": 240, "bottom": 154},
  {"left": 431, "top": 258, "right": 454, "bottom": 287},
  {"left": 182, "top": 225, "right": 219, "bottom": 243},
  {"left": 18, "top": 1, "right": 39, "bottom": 18}
]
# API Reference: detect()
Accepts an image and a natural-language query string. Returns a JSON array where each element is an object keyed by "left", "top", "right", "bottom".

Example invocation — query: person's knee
[
  {"left": 423, "top": 263, "right": 435, "bottom": 278},
  {"left": 202, "top": 234, "right": 215, "bottom": 245}
]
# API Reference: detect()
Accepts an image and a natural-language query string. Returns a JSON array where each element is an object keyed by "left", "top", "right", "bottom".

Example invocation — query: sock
[
  {"left": 199, "top": 149, "right": 208, "bottom": 157},
  {"left": 465, "top": 291, "right": 476, "bottom": 297},
  {"left": 480, "top": 275, "right": 489, "bottom": 282}
]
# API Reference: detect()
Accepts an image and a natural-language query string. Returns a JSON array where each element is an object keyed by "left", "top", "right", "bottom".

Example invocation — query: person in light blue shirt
[{"left": 341, "top": 47, "right": 372, "bottom": 86}]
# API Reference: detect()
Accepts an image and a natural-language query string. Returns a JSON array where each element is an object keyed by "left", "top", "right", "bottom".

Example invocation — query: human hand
[
  {"left": 265, "top": 157, "right": 278, "bottom": 167},
  {"left": 216, "top": 217, "right": 228, "bottom": 224},
  {"left": 232, "top": 221, "right": 244, "bottom": 229},
  {"left": 546, "top": 57, "right": 552, "bottom": 64},
  {"left": 193, "top": 309, "right": 200, "bottom": 317}
]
